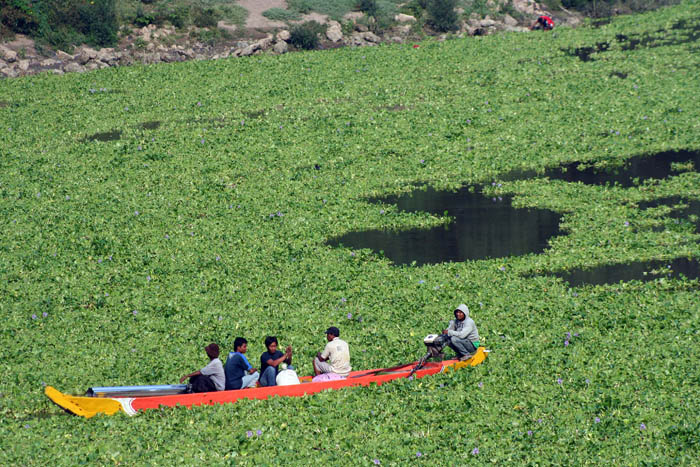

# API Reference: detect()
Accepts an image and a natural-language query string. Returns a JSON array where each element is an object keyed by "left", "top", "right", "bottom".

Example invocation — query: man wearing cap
[
  {"left": 442, "top": 304, "right": 480, "bottom": 361},
  {"left": 313, "top": 326, "right": 351, "bottom": 377},
  {"left": 179, "top": 343, "right": 225, "bottom": 393}
]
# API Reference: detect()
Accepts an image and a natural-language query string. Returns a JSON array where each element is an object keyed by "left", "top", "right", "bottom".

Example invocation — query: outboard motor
[{"left": 409, "top": 334, "right": 450, "bottom": 376}]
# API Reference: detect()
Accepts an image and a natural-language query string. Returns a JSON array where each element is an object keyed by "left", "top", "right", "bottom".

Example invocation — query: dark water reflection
[
  {"left": 140, "top": 121, "right": 161, "bottom": 130},
  {"left": 328, "top": 186, "right": 563, "bottom": 265},
  {"left": 639, "top": 196, "right": 700, "bottom": 231},
  {"left": 86, "top": 130, "right": 122, "bottom": 142},
  {"left": 553, "top": 257, "right": 700, "bottom": 287},
  {"left": 502, "top": 149, "right": 700, "bottom": 187}
]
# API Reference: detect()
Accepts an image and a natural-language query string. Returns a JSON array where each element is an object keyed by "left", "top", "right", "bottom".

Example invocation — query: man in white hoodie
[{"left": 442, "top": 304, "right": 480, "bottom": 361}]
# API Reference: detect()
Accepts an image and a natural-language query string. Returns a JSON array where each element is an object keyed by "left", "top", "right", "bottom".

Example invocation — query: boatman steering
[{"left": 443, "top": 304, "right": 480, "bottom": 361}]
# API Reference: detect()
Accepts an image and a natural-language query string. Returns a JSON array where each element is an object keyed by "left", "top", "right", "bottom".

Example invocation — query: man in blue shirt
[{"left": 224, "top": 337, "right": 259, "bottom": 390}]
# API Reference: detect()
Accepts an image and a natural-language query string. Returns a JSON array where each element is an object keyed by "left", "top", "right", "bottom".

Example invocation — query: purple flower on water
[
  {"left": 574, "top": 333, "right": 579, "bottom": 337},
  {"left": 379, "top": 209, "right": 385, "bottom": 214},
  {"left": 640, "top": 423, "right": 646, "bottom": 430},
  {"left": 216, "top": 255, "right": 221, "bottom": 261},
  {"left": 24, "top": 424, "right": 30, "bottom": 429},
  {"left": 537, "top": 418, "right": 543, "bottom": 424},
  {"left": 269, "top": 213, "right": 275, "bottom": 218},
  {"left": 478, "top": 382, "right": 483, "bottom": 388},
  {"left": 564, "top": 340, "right": 569, "bottom": 347},
  {"left": 499, "top": 266, "right": 506, "bottom": 271},
  {"left": 137, "top": 145, "right": 142, "bottom": 151},
  {"left": 31, "top": 314, "right": 37, "bottom": 320},
  {"left": 197, "top": 101, "right": 202, "bottom": 106},
  {"left": 277, "top": 211, "right": 283, "bottom": 217},
  {"left": 347, "top": 313, "right": 352, "bottom": 319},
  {"left": 595, "top": 417, "right": 601, "bottom": 423},
  {"left": 408, "top": 376, "right": 414, "bottom": 381},
  {"left": 566, "top": 332, "right": 572, "bottom": 339},
  {"left": 373, "top": 459, "right": 380, "bottom": 465},
  {"left": 147, "top": 275, "right": 151, "bottom": 281},
  {"left": 125, "top": 107, "right": 129, "bottom": 111},
  {"left": 350, "top": 251, "right": 355, "bottom": 257},
  {"left": 416, "top": 452, "right": 422, "bottom": 457},
  {"left": 615, "top": 131, "right": 620, "bottom": 136},
  {"left": 256, "top": 429, "right": 262, "bottom": 436},
  {"left": 358, "top": 316, "right": 363, "bottom": 322},
  {"left": 132, "top": 310, "right": 138, "bottom": 315},
  {"left": 134, "top": 211, "right": 139, "bottom": 216},
  {"left": 624, "top": 221, "right": 630, "bottom": 226},
  {"left": 246, "top": 431, "right": 253, "bottom": 438},
  {"left": 200, "top": 139, "right": 205, "bottom": 144},
  {"left": 492, "top": 197, "right": 497, "bottom": 202},
  {"left": 36, "top": 192, "right": 41, "bottom": 197},
  {"left": 527, "top": 430, "right": 533, "bottom": 436},
  {"left": 98, "top": 258, "right": 102, "bottom": 263},
  {"left": 572, "top": 292, "right": 578, "bottom": 297},
  {"left": 165, "top": 234, "right": 169, "bottom": 239},
  {"left": 66, "top": 195, "right": 70, "bottom": 200},
  {"left": 341, "top": 297, "right": 347, "bottom": 303},
  {"left": 471, "top": 447, "right": 479, "bottom": 455},
  {"left": 585, "top": 378, "right": 590, "bottom": 384},
  {"left": 557, "top": 378, "right": 563, "bottom": 385},
  {"left": 420, "top": 159, "right": 425, "bottom": 164},
  {"left": 218, "top": 316, "right": 222, "bottom": 321},
  {"left": 42, "top": 312, "right": 48, "bottom": 318},
  {"left": 418, "top": 279, "right": 425, "bottom": 284},
  {"left": 108, "top": 255, "right": 112, "bottom": 261}
]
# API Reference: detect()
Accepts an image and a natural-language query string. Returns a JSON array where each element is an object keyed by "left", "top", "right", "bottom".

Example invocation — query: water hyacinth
[
  {"left": 256, "top": 429, "right": 262, "bottom": 436},
  {"left": 595, "top": 417, "right": 601, "bottom": 423},
  {"left": 246, "top": 431, "right": 253, "bottom": 438},
  {"left": 471, "top": 447, "right": 479, "bottom": 455},
  {"left": 347, "top": 313, "right": 352, "bottom": 319}
]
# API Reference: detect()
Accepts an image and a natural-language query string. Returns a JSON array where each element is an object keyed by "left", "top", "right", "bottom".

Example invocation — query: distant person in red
[{"left": 531, "top": 15, "right": 554, "bottom": 31}]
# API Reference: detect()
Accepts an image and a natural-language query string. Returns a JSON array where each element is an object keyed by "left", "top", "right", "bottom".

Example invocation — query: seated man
[
  {"left": 179, "top": 343, "right": 225, "bottom": 393},
  {"left": 443, "top": 304, "right": 480, "bottom": 361},
  {"left": 313, "top": 326, "right": 351, "bottom": 378},
  {"left": 224, "top": 337, "right": 259, "bottom": 390},
  {"left": 259, "top": 336, "right": 293, "bottom": 387}
]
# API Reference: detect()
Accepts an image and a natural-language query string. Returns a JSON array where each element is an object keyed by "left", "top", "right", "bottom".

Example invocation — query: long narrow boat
[{"left": 46, "top": 347, "right": 488, "bottom": 418}]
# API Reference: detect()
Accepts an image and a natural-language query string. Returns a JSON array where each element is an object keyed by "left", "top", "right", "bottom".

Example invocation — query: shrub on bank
[
  {"left": 290, "top": 21, "right": 326, "bottom": 50},
  {"left": 426, "top": 0, "right": 459, "bottom": 32}
]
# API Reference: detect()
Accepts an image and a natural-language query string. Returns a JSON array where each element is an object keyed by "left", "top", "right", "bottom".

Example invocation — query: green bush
[
  {"left": 262, "top": 7, "right": 302, "bottom": 21},
  {"left": 0, "top": 0, "right": 39, "bottom": 38},
  {"left": 358, "top": 0, "right": 379, "bottom": 16},
  {"left": 426, "top": 0, "right": 458, "bottom": 32},
  {"left": 133, "top": 5, "right": 155, "bottom": 27},
  {"left": 33, "top": 0, "right": 118, "bottom": 49},
  {"left": 289, "top": 21, "right": 322, "bottom": 50},
  {"left": 191, "top": 6, "right": 220, "bottom": 28}
]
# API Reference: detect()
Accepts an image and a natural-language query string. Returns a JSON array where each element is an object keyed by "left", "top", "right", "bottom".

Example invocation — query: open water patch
[
  {"left": 327, "top": 185, "right": 563, "bottom": 266},
  {"left": 501, "top": 149, "right": 700, "bottom": 188},
  {"left": 565, "top": 18, "right": 700, "bottom": 61},
  {"left": 140, "top": 121, "right": 161, "bottom": 130},
  {"left": 85, "top": 130, "right": 122, "bottom": 142},
  {"left": 638, "top": 196, "right": 700, "bottom": 231},
  {"left": 551, "top": 257, "right": 700, "bottom": 287}
]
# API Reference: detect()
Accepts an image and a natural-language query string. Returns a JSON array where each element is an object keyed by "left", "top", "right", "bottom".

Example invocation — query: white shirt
[
  {"left": 321, "top": 337, "right": 351, "bottom": 376},
  {"left": 200, "top": 358, "right": 225, "bottom": 391}
]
